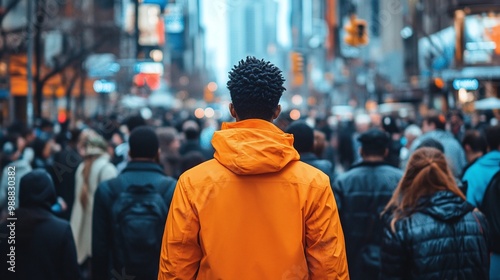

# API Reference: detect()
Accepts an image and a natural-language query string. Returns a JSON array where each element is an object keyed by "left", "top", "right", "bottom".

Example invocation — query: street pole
[
  {"left": 26, "top": 0, "right": 35, "bottom": 127},
  {"left": 134, "top": 0, "right": 140, "bottom": 58}
]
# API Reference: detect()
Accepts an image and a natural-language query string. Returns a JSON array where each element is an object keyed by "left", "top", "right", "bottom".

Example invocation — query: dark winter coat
[
  {"left": 300, "top": 152, "right": 334, "bottom": 179},
  {"left": 380, "top": 191, "right": 490, "bottom": 280},
  {"left": 0, "top": 170, "right": 80, "bottom": 280},
  {"left": 92, "top": 161, "right": 176, "bottom": 280},
  {"left": 332, "top": 161, "right": 403, "bottom": 280}
]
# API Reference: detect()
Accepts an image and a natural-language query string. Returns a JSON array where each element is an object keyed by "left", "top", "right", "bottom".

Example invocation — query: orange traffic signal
[
  {"left": 290, "top": 51, "right": 304, "bottom": 87},
  {"left": 344, "top": 15, "right": 369, "bottom": 46}
]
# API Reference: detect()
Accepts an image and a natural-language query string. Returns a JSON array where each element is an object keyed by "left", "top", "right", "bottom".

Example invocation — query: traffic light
[
  {"left": 290, "top": 51, "right": 304, "bottom": 87},
  {"left": 344, "top": 15, "right": 369, "bottom": 46}
]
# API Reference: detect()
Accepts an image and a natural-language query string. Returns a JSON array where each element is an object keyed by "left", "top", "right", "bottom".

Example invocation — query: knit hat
[
  {"left": 19, "top": 169, "right": 57, "bottom": 210},
  {"left": 285, "top": 121, "right": 314, "bottom": 154},
  {"left": 129, "top": 126, "right": 159, "bottom": 159}
]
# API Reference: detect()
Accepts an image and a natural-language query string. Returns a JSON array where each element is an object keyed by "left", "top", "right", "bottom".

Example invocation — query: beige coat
[{"left": 70, "top": 154, "right": 118, "bottom": 264}]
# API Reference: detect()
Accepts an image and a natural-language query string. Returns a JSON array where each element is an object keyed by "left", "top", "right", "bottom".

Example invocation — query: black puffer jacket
[
  {"left": 380, "top": 191, "right": 490, "bottom": 280},
  {"left": 332, "top": 161, "right": 403, "bottom": 280}
]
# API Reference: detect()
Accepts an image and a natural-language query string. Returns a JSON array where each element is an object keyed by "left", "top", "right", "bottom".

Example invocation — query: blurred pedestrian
[
  {"left": 0, "top": 170, "right": 81, "bottom": 280},
  {"left": 158, "top": 57, "right": 348, "bottom": 279},
  {"left": 285, "top": 120, "right": 334, "bottom": 179},
  {"left": 49, "top": 129, "right": 83, "bottom": 220},
  {"left": 0, "top": 133, "right": 32, "bottom": 211},
  {"left": 409, "top": 113, "right": 467, "bottom": 178},
  {"left": 31, "top": 137, "right": 56, "bottom": 170},
  {"left": 448, "top": 110, "right": 466, "bottom": 142},
  {"left": 92, "top": 126, "right": 176, "bottom": 280},
  {"left": 333, "top": 128, "right": 402, "bottom": 280},
  {"left": 381, "top": 116, "right": 403, "bottom": 168},
  {"left": 381, "top": 147, "right": 489, "bottom": 279},
  {"left": 70, "top": 130, "right": 118, "bottom": 278},
  {"left": 461, "top": 129, "right": 487, "bottom": 177},
  {"left": 352, "top": 114, "right": 372, "bottom": 164},
  {"left": 156, "top": 127, "right": 182, "bottom": 178},
  {"left": 179, "top": 119, "right": 212, "bottom": 160},
  {"left": 462, "top": 124, "right": 500, "bottom": 278},
  {"left": 114, "top": 115, "right": 146, "bottom": 172}
]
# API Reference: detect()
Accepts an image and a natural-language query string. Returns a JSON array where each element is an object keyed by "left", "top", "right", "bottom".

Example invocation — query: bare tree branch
[{"left": 40, "top": 30, "right": 116, "bottom": 84}]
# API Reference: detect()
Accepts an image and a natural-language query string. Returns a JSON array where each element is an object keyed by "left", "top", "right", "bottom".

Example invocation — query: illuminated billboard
[{"left": 464, "top": 13, "right": 500, "bottom": 65}]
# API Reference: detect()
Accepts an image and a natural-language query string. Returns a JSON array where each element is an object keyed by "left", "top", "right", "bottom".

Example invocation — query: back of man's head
[
  {"left": 423, "top": 113, "right": 446, "bottom": 131},
  {"left": 485, "top": 125, "right": 500, "bottom": 151},
  {"left": 129, "top": 126, "right": 159, "bottom": 159},
  {"left": 358, "top": 128, "right": 390, "bottom": 158},
  {"left": 125, "top": 115, "right": 146, "bottom": 135},
  {"left": 417, "top": 138, "right": 445, "bottom": 153},
  {"left": 462, "top": 130, "right": 487, "bottom": 154},
  {"left": 227, "top": 56, "right": 286, "bottom": 120},
  {"left": 285, "top": 121, "right": 314, "bottom": 154}
]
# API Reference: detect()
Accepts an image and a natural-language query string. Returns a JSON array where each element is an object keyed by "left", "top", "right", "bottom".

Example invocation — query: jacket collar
[
  {"left": 122, "top": 161, "right": 165, "bottom": 175},
  {"left": 349, "top": 161, "right": 391, "bottom": 170}
]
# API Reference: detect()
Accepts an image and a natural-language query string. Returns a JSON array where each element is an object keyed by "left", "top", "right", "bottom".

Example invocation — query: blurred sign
[
  {"left": 143, "top": 0, "right": 168, "bottom": 10},
  {"left": 134, "top": 62, "right": 163, "bottom": 74},
  {"left": 464, "top": 13, "right": 500, "bottom": 65},
  {"left": 165, "top": 4, "right": 184, "bottom": 33},
  {"left": 84, "top": 53, "right": 120, "bottom": 78},
  {"left": 93, "top": 79, "right": 116, "bottom": 93},
  {"left": 139, "top": 4, "right": 164, "bottom": 46},
  {"left": 453, "top": 78, "right": 479, "bottom": 90}
]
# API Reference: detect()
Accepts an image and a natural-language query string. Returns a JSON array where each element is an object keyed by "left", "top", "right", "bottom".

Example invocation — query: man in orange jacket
[{"left": 158, "top": 56, "right": 349, "bottom": 279}]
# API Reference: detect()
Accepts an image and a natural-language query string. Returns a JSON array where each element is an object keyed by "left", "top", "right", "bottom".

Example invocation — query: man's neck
[
  {"left": 130, "top": 158, "right": 157, "bottom": 163},
  {"left": 467, "top": 152, "right": 483, "bottom": 163},
  {"left": 362, "top": 156, "right": 385, "bottom": 162}
]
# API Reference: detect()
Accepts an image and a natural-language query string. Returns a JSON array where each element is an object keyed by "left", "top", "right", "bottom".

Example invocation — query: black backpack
[
  {"left": 479, "top": 168, "right": 500, "bottom": 253},
  {"left": 109, "top": 177, "right": 176, "bottom": 279}
]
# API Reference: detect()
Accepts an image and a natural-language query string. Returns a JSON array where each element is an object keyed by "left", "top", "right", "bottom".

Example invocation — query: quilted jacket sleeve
[{"left": 380, "top": 222, "right": 408, "bottom": 280}]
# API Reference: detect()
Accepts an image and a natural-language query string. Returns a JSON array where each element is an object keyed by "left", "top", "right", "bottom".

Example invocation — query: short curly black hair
[{"left": 227, "top": 56, "right": 286, "bottom": 120}]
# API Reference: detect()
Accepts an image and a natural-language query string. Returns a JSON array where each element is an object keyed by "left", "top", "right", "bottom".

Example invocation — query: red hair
[{"left": 383, "top": 147, "right": 465, "bottom": 231}]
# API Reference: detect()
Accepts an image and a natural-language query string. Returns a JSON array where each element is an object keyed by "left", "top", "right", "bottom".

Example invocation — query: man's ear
[
  {"left": 384, "top": 148, "right": 389, "bottom": 157},
  {"left": 156, "top": 149, "right": 161, "bottom": 163},
  {"left": 464, "top": 144, "right": 471, "bottom": 153},
  {"left": 272, "top": 105, "right": 281, "bottom": 120},
  {"left": 229, "top": 103, "right": 238, "bottom": 119}
]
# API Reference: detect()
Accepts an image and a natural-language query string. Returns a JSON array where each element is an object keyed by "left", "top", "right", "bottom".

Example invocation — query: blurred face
[
  {"left": 43, "top": 139, "right": 55, "bottom": 159},
  {"left": 422, "top": 120, "right": 435, "bottom": 133}
]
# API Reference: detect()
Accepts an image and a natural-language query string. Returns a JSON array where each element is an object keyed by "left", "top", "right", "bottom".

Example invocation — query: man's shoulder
[{"left": 340, "top": 163, "right": 402, "bottom": 180}]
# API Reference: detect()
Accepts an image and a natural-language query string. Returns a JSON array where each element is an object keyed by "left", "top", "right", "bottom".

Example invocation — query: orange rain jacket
[{"left": 158, "top": 119, "right": 349, "bottom": 280}]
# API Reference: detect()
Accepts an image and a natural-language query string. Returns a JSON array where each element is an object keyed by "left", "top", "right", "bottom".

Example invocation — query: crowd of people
[{"left": 0, "top": 56, "right": 499, "bottom": 279}]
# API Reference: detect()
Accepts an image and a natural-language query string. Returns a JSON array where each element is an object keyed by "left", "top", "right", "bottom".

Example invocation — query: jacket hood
[
  {"left": 417, "top": 191, "right": 474, "bottom": 221},
  {"left": 477, "top": 150, "right": 500, "bottom": 168},
  {"left": 212, "top": 119, "right": 299, "bottom": 175}
]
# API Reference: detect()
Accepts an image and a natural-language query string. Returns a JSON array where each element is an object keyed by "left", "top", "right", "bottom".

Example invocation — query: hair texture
[
  {"left": 416, "top": 138, "right": 445, "bottom": 153},
  {"left": 485, "top": 125, "right": 500, "bottom": 151},
  {"left": 129, "top": 126, "right": 159, "bottom": 159},
  {"left": 227, "top": 56, "right": 286, "bottom": 120},
  {"left": 462, "top": 130, "right": 487, "bottom": 154},
  {"left": 285, "top": 121, "right": 314, "bottom": 154},
  {"left": 424, "top": 113, "right": 446, "bottom": 131},
  {"left": 125, "top": 115, "right": 146, "bottom": 134},
  {"left": 313, "top": 130, "right": 327, "bottom": 158},
  {"left": 383, "top": 147, "right": 465, "bottom": 232}
]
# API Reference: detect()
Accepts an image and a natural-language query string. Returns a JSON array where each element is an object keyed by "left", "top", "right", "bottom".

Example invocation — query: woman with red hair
[{"left": 380, "top": 147, "right": 490, "bottom": 279}]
